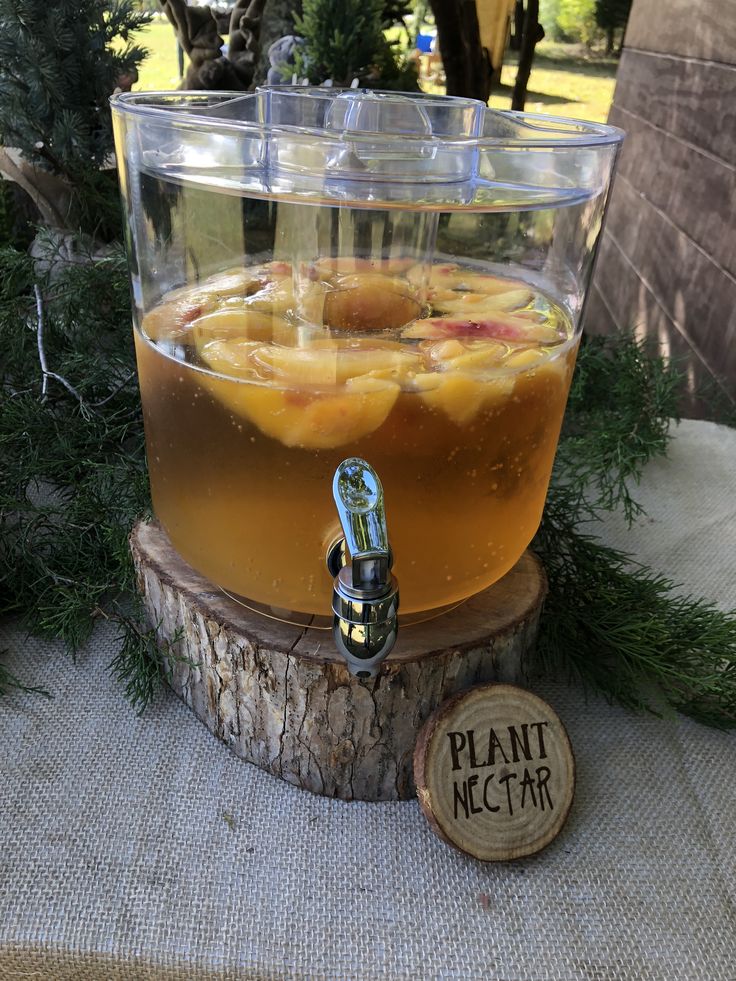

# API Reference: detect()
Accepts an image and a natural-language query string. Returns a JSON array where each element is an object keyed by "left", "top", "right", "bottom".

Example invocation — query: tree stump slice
[
  {"left": 414, "top": 685, "right": 575, "bottom": 861},
  {"left": 130, "top": 520, "right": 548, "bottom": 801}
]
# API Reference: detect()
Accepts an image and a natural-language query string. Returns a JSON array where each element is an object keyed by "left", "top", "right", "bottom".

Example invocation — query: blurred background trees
[{"left": 540, "top": 0, "right": 630, "bottom": 51}]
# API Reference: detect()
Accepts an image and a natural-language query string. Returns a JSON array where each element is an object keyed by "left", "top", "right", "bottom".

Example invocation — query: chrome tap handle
[
  {"left": 333, "top": 458, "right": 391, "bottom": 594},
  {"left": 328, "top": 458, "right": 399, "bottom": 678}
]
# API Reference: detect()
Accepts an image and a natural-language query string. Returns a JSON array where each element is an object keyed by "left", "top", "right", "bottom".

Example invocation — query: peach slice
[
  {"left": 403, "top": 315, "right": 563, "bottom": 345},
  {"left": 242, "top": 280, "right": 295, "bottom": 317},
  {"left": 140, "top": 294, "right": 217, "bottom": 343},
  {"left": 196, "top": 370, "right": 400, "bottom": 449},
  {"left": 408, "top": 263, "right": 520, "bottom": 295},
  {"left": 191, "top": 308, "right": 278, "bottom": 347},
  {"left": 424, "top": 339, "right": 509, "bottom": 373},
  {"left": 197, "top": 268, "right": 270, "bottom": 299},
  {"left": 201, "top": 261, "right": 291, "bottom": 289},
  {"left": 507, "top": 347, "right": 572, "bottom": 389},
  {"left": 432, "top": 288, "right": 533, "bottom": 315},
  {"left": 504, "top": 348, "right": 547, "bottom": 370},
  {"left": 295, "top": 281, "right": 329, "bottom": 326},
  {"left": 415, "top": 372, "right": 514, "bottom": 425},
  {"left": 253, "top": 341, "right": 423, "bottom": 386},
  {"left": 261, "top": 260, "right": 292, "bottom": 278},
  {"left": 198, "top": 338, "right": 263, "bottom": 378}
]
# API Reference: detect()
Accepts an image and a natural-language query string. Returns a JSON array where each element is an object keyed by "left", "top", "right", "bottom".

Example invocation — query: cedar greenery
[
  {"left": 534, "top": 337, "right": 736, "bottom": 727},
  {"left": 0, "top": 240, "right": 735, "bottom": 726}
]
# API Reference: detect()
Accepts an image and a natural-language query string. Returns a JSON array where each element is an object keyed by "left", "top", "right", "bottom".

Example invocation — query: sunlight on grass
[
  {"left": 136, "top": 19, "right": 182, "bottom": 92},
  {"left": 489, "top": 48, "right": 617, "bottom": 123}
]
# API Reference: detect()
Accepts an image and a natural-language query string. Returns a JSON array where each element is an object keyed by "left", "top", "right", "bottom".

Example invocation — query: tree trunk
[
  {"left": 430, "top": 0, "right": 492, "bottom": 102},
  {"left": 511, "top": 0, "right": 539, "bottom": 112},
  {"left": 131, "top": 520, "right": 547, "bottom": 801},
  {"left": 510, "top": 0, "right": 524, "bottom": 51},
  {"left": 606, "top": 26, "right": 615, "bottom": 54}
]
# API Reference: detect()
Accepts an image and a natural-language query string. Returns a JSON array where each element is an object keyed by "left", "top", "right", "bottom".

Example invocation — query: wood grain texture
[
  {"left": 609, "top": 106, "right": 736, "bottom": 279},
  {"left": 587, "top": 232, "right": 727, "bottom": 415},
  {"left": 130, "top": 520, "right": 547, "bottom": 801},
  {"left": 591, "top": 0, "right": 736, "bottom": 408},
  {"left": 414, "top": 684, "right": 575, "bottom": 862},
  {"left": 624, "top": 0, "right": 736, "bottom": 63},
  {"left": 601, "top": 175, "right": 736, "bottom": 386},
  {"left": 613, "top": 50, "right": 736, "bottom": 166}
]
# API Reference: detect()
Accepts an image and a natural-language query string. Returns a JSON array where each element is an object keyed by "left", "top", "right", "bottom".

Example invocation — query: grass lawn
[
  {"left": 136, "top": 18, "right": 182, "bottom": 92},
  {"left": 489, "top": 42, "right": 617, "bottom": 123},
  {"left": 134, "top": 22, "right": 617, "bottom": 125}
]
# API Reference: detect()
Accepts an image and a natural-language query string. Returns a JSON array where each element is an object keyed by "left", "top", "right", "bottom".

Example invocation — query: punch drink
[{"left": 135, "top": 256, "right": 576, "bottom": 614}]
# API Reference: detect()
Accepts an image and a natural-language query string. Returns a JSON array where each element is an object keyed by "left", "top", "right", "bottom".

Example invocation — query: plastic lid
[{"left": 111, "top": 87, "right": 624, "bottom": 210}]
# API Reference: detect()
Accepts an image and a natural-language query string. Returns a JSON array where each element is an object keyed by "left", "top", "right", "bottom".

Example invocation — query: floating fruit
[
  {"left": 263, "top": 260, "right": 292, "bottom": 278},
  {"left": 508, "top": 348, "right": 572, "bottom": 392},
  {"left": 200, "top": 337, "right": 424, "bottom": 387},
  {"left": 197, "top": 370, "right": 401, "bottom": 449},
  {"left": 242, "top": 280, "right": 295, "bottom": 317},
  {"left": 424, "top": 338, "right": 509, "bottom": 373},
  {"left": 415, "top": 372, "right": 514, "bottom": 425},
  {"left": 141, "top": 294, "right": 217, "bottom": 342},
  {"left": 198, "top": 338, "right": 263, "bottom": 378},
  {"left": 403, "top": 315, "right": 562, "bottom": 346},
  {"left": 198, "top": 268, "right": 270, "bottom": 299},
  {"left": 191, "top": 308, "right": 278, "bottom": 347},
  {"left": 432, "top": 288, "right": 533, "bottom": 315},
  {"left": 264, "top": 341, "right": 423, "bottom": 385},
  {"left": 504, "top": 348, "right": 547, "bottom": 370},
  {"left": 408, "top": 263, "right": 520, "bottom": 295}
]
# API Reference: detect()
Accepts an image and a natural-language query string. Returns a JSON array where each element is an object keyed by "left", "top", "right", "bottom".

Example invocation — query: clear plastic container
[{"left": 112, "top": 88, "right": 623, "bottom": 621}]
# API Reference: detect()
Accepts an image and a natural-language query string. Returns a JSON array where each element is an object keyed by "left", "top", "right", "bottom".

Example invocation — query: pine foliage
[
  {"left": 0, "top": 0, "right": 150, "bottom": 233},
  {"left": 293, "top": 0, "right": 418, "bottom": 89}
]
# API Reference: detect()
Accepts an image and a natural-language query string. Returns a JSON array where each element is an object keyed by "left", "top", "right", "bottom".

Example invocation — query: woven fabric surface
[{"left": 1, "top": 418, "right": 735, "bottom": 981}]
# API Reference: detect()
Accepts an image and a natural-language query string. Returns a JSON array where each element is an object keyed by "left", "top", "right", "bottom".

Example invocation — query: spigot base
[{"left": 332, "top": 613, "right": 399, "bottom": 679}]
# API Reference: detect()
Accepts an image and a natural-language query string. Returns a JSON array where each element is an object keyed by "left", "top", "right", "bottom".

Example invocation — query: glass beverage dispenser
[{"left": 112, "top": 88, "right": 623, "bottom": 674}]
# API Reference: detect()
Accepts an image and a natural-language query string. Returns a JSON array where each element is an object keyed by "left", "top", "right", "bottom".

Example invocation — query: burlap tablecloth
[{"left": 1, "top": 418, "right": 735, "bottom": 981}]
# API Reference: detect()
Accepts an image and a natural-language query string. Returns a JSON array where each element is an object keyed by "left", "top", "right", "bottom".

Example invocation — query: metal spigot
[{"left": 326, "top": 458, "right": 399, "bottom": 679}]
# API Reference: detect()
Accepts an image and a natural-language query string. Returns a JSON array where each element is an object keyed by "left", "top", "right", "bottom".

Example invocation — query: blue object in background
[{"left": 416, "top": 33, "right": 434, "bottom": 53}]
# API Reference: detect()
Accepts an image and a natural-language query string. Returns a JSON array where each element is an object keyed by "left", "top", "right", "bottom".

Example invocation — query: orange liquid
[{"left": 135, "top": 279, "right": 576, "bottom": 615}]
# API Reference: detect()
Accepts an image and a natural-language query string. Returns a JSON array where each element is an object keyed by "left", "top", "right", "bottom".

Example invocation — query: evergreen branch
[
  {"left": 535, "top": 512, "right": 736, "bottom": 728},
  {"left": 34, "top": 283, "right": 84, "bottom": 405},
  {"left": 534, "top": 333, "right": 736, "bottom": 728},
  {"left": 0, "top": 655, "right": 52, "bottom": 698},
  {"left": 98, "top": 603, "right": 184, "bottom": 715}
]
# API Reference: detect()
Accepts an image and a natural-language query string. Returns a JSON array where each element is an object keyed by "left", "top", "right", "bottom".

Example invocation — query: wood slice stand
[{"left": 131, "top": 520, "right": 547, "bottom": 801}]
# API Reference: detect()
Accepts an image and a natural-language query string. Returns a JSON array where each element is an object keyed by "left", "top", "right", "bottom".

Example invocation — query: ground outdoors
[{"left": 134, "top": 19, "right": 617, "bottom": 124}]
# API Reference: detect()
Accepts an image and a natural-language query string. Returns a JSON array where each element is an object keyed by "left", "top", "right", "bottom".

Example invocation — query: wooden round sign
[{"left": 414, "top": 684, "right": 575, "bottom": 861}]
